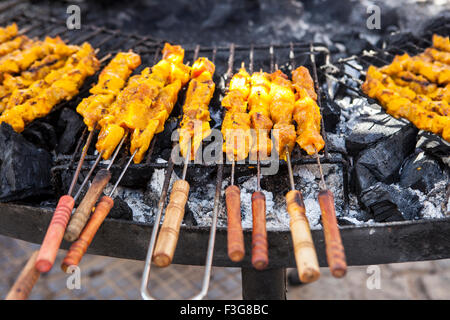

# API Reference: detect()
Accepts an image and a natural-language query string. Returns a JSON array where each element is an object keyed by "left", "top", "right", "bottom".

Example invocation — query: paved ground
[{"left": 1, "top": 235, "right": 449, "bottom": 300}]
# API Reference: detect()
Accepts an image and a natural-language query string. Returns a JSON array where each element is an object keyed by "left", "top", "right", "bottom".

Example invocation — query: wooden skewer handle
[
  {"left": 61, "top": 196, "right": 114, "bottom": 272},
  {"left": 318, "top": 190, "right": 347, "bottom": 278},
  {"left": 35, "top": 195, "right": 74, "bottom": 272},
  {"left": 251, "top": 191, "right": 268, "bottom": 270},
  {"left": 6, "top": 251, "right": 41, "bottom": 300},
  {"left": 225, "top": 185, "right": 245, "bottom": 262},
  {"left": 64, "top": 169, "right": 112, "bottom": 242},
  {"left": 286, "top": 190, "right": 320, "bottom": 283},
  {"left": 153, "top": 179, "right": 190, "bottom": 267}
]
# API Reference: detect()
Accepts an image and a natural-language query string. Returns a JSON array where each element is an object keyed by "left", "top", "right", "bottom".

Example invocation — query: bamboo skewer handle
[
  {"left": 153, "top": 179, "right": 190, "bottom": 267},
  {"left": 251, "top": 191, "right": 268, "bottom": 270},
  {"left": 6, "top": 251, "right": 41, "bottom": 300},
  {"left": 61, "top": 196, "right": 114, "bottom": 272},
  {"left": 318, "top": 189, "right": 347, "bottom": 278},
  {"left": 64, "top": 169, "right": 112, "bottom": 242},
  {"left": 225, "top": 185, "right": 245, "bottom": 262},
  {"left": 286, "top": 190, "right": 320, "bottom": 283},
  {"left": 35, "top": 195, "right": 75, "bottom": 272}
]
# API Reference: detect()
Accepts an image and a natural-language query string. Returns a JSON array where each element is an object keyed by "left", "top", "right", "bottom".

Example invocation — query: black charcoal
[
  {"left": 56, "top": 108, "right": 85, "bottom": 155},
  {"left": 361, "top": 182, "right": 422, "bottom": 222},
  {"left": 22, "top": 121, "right": 57, "bottom": 152},
  {"left": 0, "top": 123, "right": 53, "bottom": 202},
  {"left": 355, "top": 123, "right": 417, "bottom": 185},
  {"left": 109, "top": 197, "right": 132, "bottom": 220},
  {"left": 400, "top": 151, "right": 446, "bottom": 193},
  {"left": 322, "top": 99, "right": 341, "bottom": 133},
  {"left": 416, "top": 131, "right": 450, "bottom": 168},
  {"left": 346, "top": 112, "right": 411, "bottom": 156}
]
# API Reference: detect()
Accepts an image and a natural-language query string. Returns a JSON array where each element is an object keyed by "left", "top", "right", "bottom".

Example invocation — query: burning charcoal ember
[
  {"left": 345, "top": 111, "right": 411, "bottom": 156},
  {"left": 108, "top": 196, "right": 132, "bottom": 220},
  {"left": 56, "top": 108, "right": 85, "bottom": 155},
  {"left": 354, "top": 123, "right": 418, "bottom": 188},
  {"left": 400, "top": 151, "right": 447, "bottom": 194},
  {"left": 360, "top": 182, "right": 423, "bottom": 222},
  {"left": 416, "top": 131, "right": 450, "bottom": 168},
  {"left": 22, "top": 121, "right": 57, "bottom": 152},
  {"left": 0, "top": 123, "right": 53, "bottom": 202}
]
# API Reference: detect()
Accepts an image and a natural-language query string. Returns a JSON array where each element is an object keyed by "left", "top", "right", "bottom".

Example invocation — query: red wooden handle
[
  {"left": 35, "top": 195, "right": 74, "bottom": 273},
  {"left": 61, "top": 196, "right": 114, "bottom": 272},
  {"left": 225, "top": 185, "right": 245, "bottom": 262},
  {"left": 318, "top": 190, "right": 347, "bottom": 278},
  {"left": 251, "top": 191, "right": 268, "bottom": 270}
]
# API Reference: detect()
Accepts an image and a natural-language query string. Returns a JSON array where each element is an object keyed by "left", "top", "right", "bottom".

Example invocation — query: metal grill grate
[
  {"left": 320, "top": 23, "right": 450, "bottom": 99},
  {"left": 0, "top": 8, "right": 350, "bottom": 211}
]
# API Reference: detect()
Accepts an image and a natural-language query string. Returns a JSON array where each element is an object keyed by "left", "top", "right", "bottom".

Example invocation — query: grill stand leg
[{"left": 241, "top": 267, "right": 286, "bottom": 300}]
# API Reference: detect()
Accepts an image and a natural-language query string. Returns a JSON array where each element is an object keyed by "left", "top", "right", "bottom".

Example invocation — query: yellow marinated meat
[
  {"left": 0, "top": 24, "right": 18, "bottom": 44},
  {"left": 97, "top": 43, "right": 190, "bottom": 161},
  {"left": 291, "top": 66, "right": 325, "bottom": 155},
  {"left": 269, "top": 70, "right": 296, "bottom": 160},
  {"left": 76, "top": 51, "right": 141, "bottom": 131},
  {"left": 247, "top": 71, "right": 273, "bottom": 159},
  {"left": 423, "top": 48, "right": 450, "bottom": 65},
  {"left": 0, "top": 42, "right": 99, "bottom": 132},
  {"left": 433, "top": 34, "right": 450, "bottom": 53},
  {"left": 362, "top": 66, "right": 450, "bottom": 142},
  {"left": 221, "top": 66, "right": 252, "bottom": 161},
  {"left": 0, "top": 35, "right": 30, "bottom": 57},
  {"left": 130, "top": 45, "right": 191, "bottom": 164},
  {"left": 368, "top": 66, "right": 450, "bottom": 117},
  {"left": 381, "top": 53, "right": 450, "bottom": 85},
  {"left": 179, "top": 57, "right": 215, "bottom": 160},
  {"left": 0, "top": 54, "right": 70, "bottom": 112},
  {"left": 0, "top": 36, "right": 76, "bottom": 74},
  {"left": 292, "top": 65, "right": 317, "bottom": 101}
]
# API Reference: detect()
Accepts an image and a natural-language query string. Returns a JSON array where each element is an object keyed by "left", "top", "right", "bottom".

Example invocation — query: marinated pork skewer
[
  {"left": 247, "top": 48, "right": 272, "bottom": 270},
  {"left": 292, "top": 52, "right": 347, "bottom": 277},
  {"left": 0, "top": 23, "right": 19, "bottom": 44},
  {"left": 0, "top": 42, "right": 99, "bottom": 132},
  {"left": 153, "top": 55, "right": 216, "bottom": 268},
  {"left": 222, "top": 45, "right": 249, "bottom": 262},
  {"left": 33, "top": 51, "right": 135, "bottom": 271},
  {"left": 64, "top": 44, "right": 190, "bottom": 242}
]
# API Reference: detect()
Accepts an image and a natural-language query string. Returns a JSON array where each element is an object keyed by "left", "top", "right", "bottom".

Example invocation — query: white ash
[
  {"left": 104, "top": 184, "right": 152, "bottom": 223},
  {"left": 411, "top": 180, "right": 449, "bottom": 219},
  {"left": 325, "top": 133, "right": 346, "bottom": 153}
]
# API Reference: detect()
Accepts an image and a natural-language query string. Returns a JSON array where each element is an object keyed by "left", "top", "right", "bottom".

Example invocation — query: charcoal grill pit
[{"left": 0, "top": 0, "right": 450, "bottom": 300}]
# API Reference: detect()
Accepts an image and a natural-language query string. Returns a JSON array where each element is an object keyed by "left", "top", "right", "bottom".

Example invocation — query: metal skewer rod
[
  {"left": 61, "top": 150, "right": 138, "bottom": 271},
  {"left": 142, "top": 47, "right": 221, "bottom": 299},
  {"left": 64, "top": 133, "right": 128, "bottom": 242},
  {"left": 249, "top": 45, "right": 269, "bottom": 270},
  {"left": 284, "top": 44, "right": 320, "bottom": 282},
  {"left": 309, "top": 43, "right": 347, "bottom": 278},
  {"left": 68, "top": 128, "right": 95, "bottom": 196},
  {"left": 223, "top": 43, "right": 245, "bottom": 262}
]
